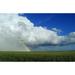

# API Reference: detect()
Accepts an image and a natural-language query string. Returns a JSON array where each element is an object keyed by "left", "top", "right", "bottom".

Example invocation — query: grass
[{"left": 0, "top": 51, "right": 75, "bottom": 61}]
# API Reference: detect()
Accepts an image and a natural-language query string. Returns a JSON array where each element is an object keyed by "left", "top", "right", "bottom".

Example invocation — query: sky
[
  {"left": 19, "top": 13, "right": 75, "bottom": 51},
  {"left": 0, "top": 13, "right": 75, "bottom": 51},
  {"left": 19, "top": 13, "right": 75, "bottom": 35}
]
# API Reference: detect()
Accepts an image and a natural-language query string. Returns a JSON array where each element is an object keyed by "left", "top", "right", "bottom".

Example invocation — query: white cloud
[
  {"left": 65, "top": 32, "right": 75, "bottom": 44},
  {"left": 51, "top": 28, "right": 62, "bottom": 33},
  {"left": 0, "top": 14, "right": 75, "bottom": 51}
]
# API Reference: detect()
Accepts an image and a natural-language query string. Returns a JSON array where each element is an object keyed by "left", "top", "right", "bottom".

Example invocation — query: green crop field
[{"left": 0, "top": 51, "right": 75, "bottom": 61}]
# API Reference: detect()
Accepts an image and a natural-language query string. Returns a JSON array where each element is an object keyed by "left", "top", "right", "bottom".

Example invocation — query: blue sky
[{"left": 19, "top": 13, "right": 75, "bottom": 35}]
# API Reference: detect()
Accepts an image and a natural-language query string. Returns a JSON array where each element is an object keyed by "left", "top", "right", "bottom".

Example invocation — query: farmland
[{"left": 0, "top": 51, "right": 75, "bottom": 61}]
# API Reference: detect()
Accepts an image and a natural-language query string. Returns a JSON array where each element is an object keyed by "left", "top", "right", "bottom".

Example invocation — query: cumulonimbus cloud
[{"left": 0, "top": 14, "right": 75, "bottom": 51}]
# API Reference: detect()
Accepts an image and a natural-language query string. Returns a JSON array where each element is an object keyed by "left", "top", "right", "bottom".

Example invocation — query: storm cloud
[{"left": 0, "top": 14, "right": 75, "bottom": 51}]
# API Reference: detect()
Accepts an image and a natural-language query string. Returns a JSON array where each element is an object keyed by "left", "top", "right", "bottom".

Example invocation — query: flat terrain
[{"left": 0, "top": 51, "right": 75, "bottom": 61}]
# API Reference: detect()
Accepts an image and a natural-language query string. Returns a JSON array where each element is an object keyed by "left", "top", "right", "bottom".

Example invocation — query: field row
[{"left": 0, "top": 51, "right": 75, "bottom": 61}]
